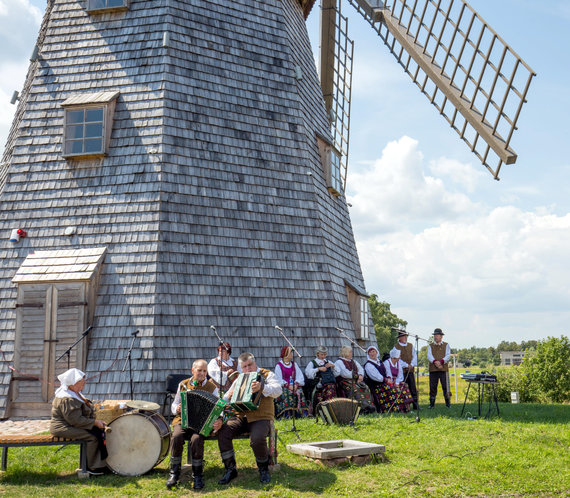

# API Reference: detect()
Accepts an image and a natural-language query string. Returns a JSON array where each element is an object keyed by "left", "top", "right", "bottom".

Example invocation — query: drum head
[
  {"left": 126, "top": 400, "right": 160, "bottom": 412},
  {"left": 106, "top": 412, "right": 169, "bottom": 476}
]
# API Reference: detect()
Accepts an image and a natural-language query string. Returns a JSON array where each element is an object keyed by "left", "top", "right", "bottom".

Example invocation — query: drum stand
[
  {"left": 56, "top": 326, "right": 92, "bottom": 369},
  {"left": 121, "top": 330, "right": 139, "bottom": 400}
]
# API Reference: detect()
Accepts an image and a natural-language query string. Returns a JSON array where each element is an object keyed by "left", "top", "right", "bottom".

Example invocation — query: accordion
[
  {"left": 316, "top": 398, "right": 361, "bottom": 426},
  {"left": 229, "top": 372, "right": 265, "bottom": 412},
  {"left": 181, "top": 390, "right": 226, "bottom": 436}
]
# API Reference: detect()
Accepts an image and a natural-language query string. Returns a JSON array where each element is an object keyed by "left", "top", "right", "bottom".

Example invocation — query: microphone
[
  {"left": 210, "top": 325, "right": 216, "bottom": 332},
  {"left": 274, "top": 325, "right": 283, "bottom": 331},
  {"left": 131, "top": 329, "right": 140, "bottom": 336},
  {"left": 82, "top": 325, "right": 93, "bottom": 337},
  {"left": 335, "top": 327, "right": 343, "bottom": 333}
]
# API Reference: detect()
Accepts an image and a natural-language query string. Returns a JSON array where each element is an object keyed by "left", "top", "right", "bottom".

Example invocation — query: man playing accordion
[
  {"left": 166, "top": 359, "right": 221, "bottom": 490},
  {"left": 216, "top": 352, "right": 282, "bottom": 485}
]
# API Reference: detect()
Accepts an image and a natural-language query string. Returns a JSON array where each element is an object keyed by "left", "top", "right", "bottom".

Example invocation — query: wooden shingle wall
[{"left": 0, "top": 0, "right": 374, "bottom": 417}]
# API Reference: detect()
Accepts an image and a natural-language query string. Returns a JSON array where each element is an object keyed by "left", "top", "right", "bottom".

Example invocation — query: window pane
[
  {"left": 90, "top": 0, "right": 107, "bottom": 8},
  {"left": 85, "top": 123, "right": 103, "bottom": 138},
  {"left": 108, "top": 0, "right": 125, "bottom": 6},
  {"left": 66, "top": 140, "right": 84, "bottom": 155},
  {"left": 66, "top": 124, "right": 84, "bottom": 139},
  {"left": 67, "top": 110, "right": 84, "bottom": 124},
  {"left": 84, "top": 139, "right": 103, "bottom": 153},
  {"left": 85, "top": 108, "right": 104, "bottom": 122}
]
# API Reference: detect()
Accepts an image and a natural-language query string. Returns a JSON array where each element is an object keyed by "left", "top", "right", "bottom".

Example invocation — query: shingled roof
[{"left": 0, "top": 0, "right": 373, "bottom": 417}]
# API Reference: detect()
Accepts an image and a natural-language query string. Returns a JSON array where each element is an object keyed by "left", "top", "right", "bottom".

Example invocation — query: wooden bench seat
[{"left": 0, "top": 434, "right": 88, "bottom": 476}]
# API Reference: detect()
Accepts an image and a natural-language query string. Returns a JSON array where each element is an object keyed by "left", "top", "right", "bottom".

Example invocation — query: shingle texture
[{"left": 0, "top": 0, "right": 374, "bottom": 417}]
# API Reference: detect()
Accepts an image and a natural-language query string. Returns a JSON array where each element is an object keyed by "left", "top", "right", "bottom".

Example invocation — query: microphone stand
[
  {"left": 336, "top": 328, "right": 366, "bottom": 429},
  {"left": 274, "top": 326, "right": 302, "bottom": 440},
  {"left": 121, "top": 330, "right": 139, "bottom": 400},
  {"left": 210, "top": 325, "right": 231, "bottom": 399},
  {"left": 56, "top": 326, "right": 93, "bottom": 370}
]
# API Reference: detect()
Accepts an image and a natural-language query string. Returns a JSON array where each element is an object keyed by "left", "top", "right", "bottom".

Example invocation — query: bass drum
[{"left": 105, "top": 411, "right": 171, "bottom": 476}]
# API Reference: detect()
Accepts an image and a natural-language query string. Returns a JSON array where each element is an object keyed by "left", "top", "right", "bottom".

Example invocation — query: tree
[
  {"left": 522, "top": 336, "right": 570, "bottom": 403},
  {"left": 368, "top": 294, "right": 407, "bottom": 355}
]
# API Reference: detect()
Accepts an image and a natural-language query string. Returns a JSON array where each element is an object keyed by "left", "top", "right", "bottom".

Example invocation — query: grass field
[{"left": 1, "top": 400, "right": 569, "bottom": 497}]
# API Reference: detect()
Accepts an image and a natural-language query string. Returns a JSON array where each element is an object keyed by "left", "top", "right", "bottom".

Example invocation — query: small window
[
  {"left": 65, "top": 107, "right": 105, "bottom": 156},
  {"left": 345, "top": 282, "right": 370, "bottom": 341},
  {"left": 87, "top": 0, "right": 129, "bottom": 13},
  {"left": 61, "top": 91, "right": 119, "bottom": 159},
  {"left": 359, "top": 296, "right": 371, "bottom": 340},
  {"left": 316, "top": 134, "right": 343, "bottom": 197}
]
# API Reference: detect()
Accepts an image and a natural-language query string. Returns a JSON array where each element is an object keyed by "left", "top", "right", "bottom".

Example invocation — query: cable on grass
[{"left": 436, "top": 444, "right": 492, "bottom": 463}]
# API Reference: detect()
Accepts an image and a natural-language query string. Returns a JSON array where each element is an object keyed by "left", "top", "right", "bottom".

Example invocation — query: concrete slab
[{"left": 286, "top": 439, "right": 385, "bottom": 460}]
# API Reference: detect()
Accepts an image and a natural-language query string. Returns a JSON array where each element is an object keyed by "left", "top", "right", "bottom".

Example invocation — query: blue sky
[{"left": 1, "top": 0, "right": 568, "bottom": 348}]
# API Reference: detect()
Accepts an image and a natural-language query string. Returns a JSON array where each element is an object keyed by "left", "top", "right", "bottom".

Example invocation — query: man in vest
[
  {"left": 427, "top": 328, "right": 451, "bottom": 408},
  {"left": 166, "top": 359, "right": 220, "bottom": 490},
  {"left": 217, "top": 352, "right": 282, "bottom": 485},
  {"left": 394, "top": 330, "right": 418, "bottom": 410}
]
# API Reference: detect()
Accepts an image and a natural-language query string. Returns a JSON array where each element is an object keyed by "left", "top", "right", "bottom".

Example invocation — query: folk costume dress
[
  {"left": 382, "top": 351, "right": 414, "bottom": 413},
  {"left": 273, "top": 359, "right": 311, "bottom": 418},
  {"left": 304, "top": 356, "right": 339, "bottom": 408},
  {"left": 363, "top": 347, "right": 394, "bottom": 413},
  {"left": 334, "top": 357, "right": 374, "bottom": 413},
  {"left": 49, "top": 368, "right": 107, "bottom": 470}
]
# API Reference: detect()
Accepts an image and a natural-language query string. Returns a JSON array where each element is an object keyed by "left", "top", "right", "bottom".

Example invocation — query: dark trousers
[
  {"left": 429, "top": 371, "right": 450, "bottom": 402},
  {"left": 217, "top": 417, "right": 270, "bottom": 464},
  {"left": 170, "top": 424, "right": 205, "bottom": 465},
  {"left": 403, "top": 369, "right": 418, "bottom": 407}
]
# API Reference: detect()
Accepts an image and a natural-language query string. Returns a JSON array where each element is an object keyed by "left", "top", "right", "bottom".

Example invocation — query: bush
[{"left": 522, "top": 336, "right": 570, "bottom": 403}]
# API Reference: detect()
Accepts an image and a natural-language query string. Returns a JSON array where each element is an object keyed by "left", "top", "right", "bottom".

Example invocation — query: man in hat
[
  {"left": 166, "top": 359, "right": 220, "bottom": 490},
  {"left": 394, "top": 330, "right": 418, "bottom": 410},
  {"left": 427, "top": 328, "right": 451, "bottom": 408}
]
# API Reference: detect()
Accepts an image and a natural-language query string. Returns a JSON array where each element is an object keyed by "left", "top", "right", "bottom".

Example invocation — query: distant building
[{"left": 500, "top": 351, "right": 527, "bottom": 366}]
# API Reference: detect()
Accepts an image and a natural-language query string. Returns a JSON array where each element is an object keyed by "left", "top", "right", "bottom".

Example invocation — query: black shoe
[
  {"left": 218, "top": 457, "right": 238, "bottom": 485},
  {"left": 192, "top": 464, "right": 205, "bottom": 490},
  {"left": 166, "top": 463, "right": 181, "bottom": 489},
  {"left": 258, "top": 461, "right": 271, "bottom": 484},
  {"left": 87, "top": 468, "right": 104, "bottom": 476}
]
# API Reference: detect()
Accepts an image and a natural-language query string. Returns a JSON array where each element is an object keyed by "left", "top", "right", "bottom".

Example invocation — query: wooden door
[{"left": 11, "top": 282, "right": 87, "bottom": 416}]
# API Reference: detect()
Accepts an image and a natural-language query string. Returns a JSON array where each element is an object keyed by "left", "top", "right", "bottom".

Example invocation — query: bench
[
  {"left": 0, "top": 434, "right": 88, "bottom": 477},
  {"left": 185, "top": 420, "right": 279, "bottom": 466}
]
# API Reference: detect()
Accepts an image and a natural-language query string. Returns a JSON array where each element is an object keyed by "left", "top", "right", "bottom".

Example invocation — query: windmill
[
  {"left": 0, "top": 0, "right": 533, "bottom": 417},
  {"left": 317, "top": 0, "right": 535, "bottom": 181}
]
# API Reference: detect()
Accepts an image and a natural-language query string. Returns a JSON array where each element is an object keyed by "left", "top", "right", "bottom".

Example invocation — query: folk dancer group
[{"left": 49, "top": 328, "right": 450, "bottom": 488}]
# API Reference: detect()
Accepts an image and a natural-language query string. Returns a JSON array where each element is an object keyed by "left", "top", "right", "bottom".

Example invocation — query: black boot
[
  {"left": 218, "top": 457, "right": 238, "bottom": 485},
  {"left": 166, "top": 462, "right": 181, "bottom": 489},
  {"left": 257, "top": 460, "right": 271, "bottom": 484},
  {"left": 445, "top": 397, "right": 451, "bottom": 408},
  {"left": 192, "top": 464, "right": 204, "bottom": 490},
  {"left": 428, "top": 398, "right": 435, "bottom": 409}
]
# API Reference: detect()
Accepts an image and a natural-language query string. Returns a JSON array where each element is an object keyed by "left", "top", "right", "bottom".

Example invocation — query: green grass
[{"left": 1, "top": 403, "right": 569, "bottom": 497}]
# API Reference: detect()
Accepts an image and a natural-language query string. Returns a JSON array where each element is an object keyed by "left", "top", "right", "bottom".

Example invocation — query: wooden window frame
[
  {"left": 316, "top": 134, "right": 343, "bottom": 197},
  {"left": 345, "top": 283, "right": 371, "bottom": 341},
  {"left": 87, "top": 0, "right": 130, "bottom": 14}
]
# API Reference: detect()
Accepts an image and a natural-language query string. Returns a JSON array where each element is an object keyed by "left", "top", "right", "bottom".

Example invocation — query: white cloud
[
  {"left": 347, "top": 136, "right": 481, "bottom": 234},
  {"left": 0, "top": 0, "right": 41, "bottom": 150},
  {"left": 349, "top": 137, "right": 570, "bottom": 347}
]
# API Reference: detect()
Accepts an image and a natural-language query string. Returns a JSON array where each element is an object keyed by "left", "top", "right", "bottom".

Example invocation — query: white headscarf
[
  {"left": 54, "top": 368, "right": 86, "bottom": 401},
  {"left": 389, "top": 347, "right": 401, "bottom": 359},
  {"left": 366, "top": 346, "right": 380, "bottom": 364}
]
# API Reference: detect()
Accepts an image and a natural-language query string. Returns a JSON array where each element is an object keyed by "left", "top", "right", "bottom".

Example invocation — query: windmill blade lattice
[{"left": 348, "top": 0, "right": 536, "bottom": 179}]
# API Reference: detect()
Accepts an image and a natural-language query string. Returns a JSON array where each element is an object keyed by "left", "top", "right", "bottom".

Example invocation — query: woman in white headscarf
[
  {"left": 363, "top": 346, "right": 391, "bottom": 413},
  {"left": 381, "top": 348, "right": 414, "bottom": 413},
  {"left": 49, "top": 368, "right": 108, "bottom": 473}
]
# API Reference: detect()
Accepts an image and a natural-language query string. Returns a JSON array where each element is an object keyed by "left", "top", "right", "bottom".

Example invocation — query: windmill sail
[{"left": 348, "top": 0, "right": 536, "bottom": 179}]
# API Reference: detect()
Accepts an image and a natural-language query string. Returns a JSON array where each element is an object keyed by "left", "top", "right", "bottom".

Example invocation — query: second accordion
[
  {"left": 229, "top": 372, "right": 265, "bottom": 412},
  {"left": 181, "top": 389, "right": 226, "bottom": 436},
  {"left": 316, "top": 398, "right": 362, "bottom": 426}
]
